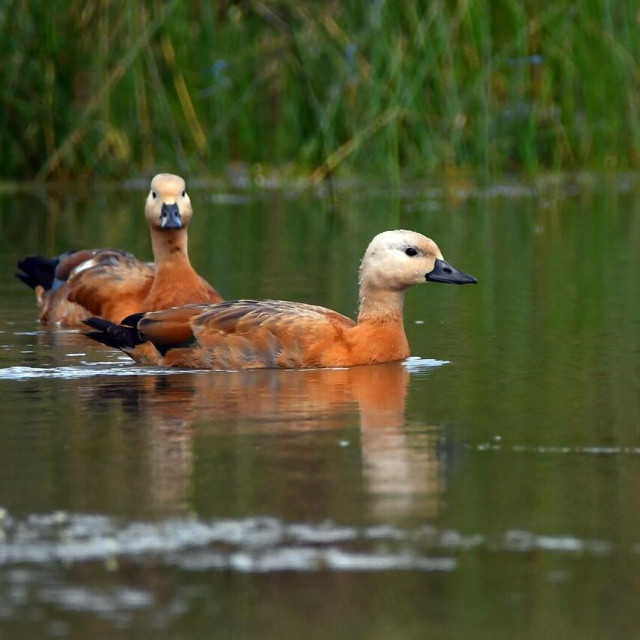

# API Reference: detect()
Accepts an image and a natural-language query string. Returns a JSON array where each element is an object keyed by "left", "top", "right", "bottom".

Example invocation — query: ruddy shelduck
[
  {"left": 83, "top": 230, "right": 476, "bottom": 369},
  {"left": 16, "top": 174, "right": 223, "bottom": 326}
]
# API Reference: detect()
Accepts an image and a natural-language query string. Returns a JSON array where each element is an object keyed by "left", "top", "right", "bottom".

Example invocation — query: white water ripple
[
  {"left": 0, "top": 356, "right": 448, "bottom": 381},
  {"left": 0, "top": 365, "right": 195, "bottom": 380},
  {"left": 0, "top": 509, "right": 627, "bottom": 574},
  {"left": 402, "top": 356, "right": 449, "bottom": 372}
]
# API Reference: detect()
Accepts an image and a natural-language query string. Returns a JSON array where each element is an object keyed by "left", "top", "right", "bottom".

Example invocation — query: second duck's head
[{"left": 146, "top": 173, "right": 193, "bottom": 231}]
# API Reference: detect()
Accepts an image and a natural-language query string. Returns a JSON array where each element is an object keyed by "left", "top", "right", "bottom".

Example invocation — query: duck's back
[
  {"left": 67, "top": 252, "right": 156, "bottom": 323},
  {"left": 135, "top": 299, "right": 357, "bottom": 369}
]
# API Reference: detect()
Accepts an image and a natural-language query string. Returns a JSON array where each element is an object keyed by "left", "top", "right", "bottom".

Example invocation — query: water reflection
[{"left": 82, "top": 362, "right": 444, "bottom": 520}]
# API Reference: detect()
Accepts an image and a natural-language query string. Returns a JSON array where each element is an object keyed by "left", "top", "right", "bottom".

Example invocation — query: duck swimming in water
[
  {"left": 16, "top": 173, "right": 223, "bottom": 327},
  {"left": 83, "top": 229, "right": 476, "bottom": 369}
]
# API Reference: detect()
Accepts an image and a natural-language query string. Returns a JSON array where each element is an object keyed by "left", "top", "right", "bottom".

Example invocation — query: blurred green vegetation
[{"left": 1, "top": 0, "right": 639, "bottom": 183}]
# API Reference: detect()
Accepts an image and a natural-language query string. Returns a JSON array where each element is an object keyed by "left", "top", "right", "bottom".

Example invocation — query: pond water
[{"left": 2, "top": 176, "right": 640, "bottom": 638}]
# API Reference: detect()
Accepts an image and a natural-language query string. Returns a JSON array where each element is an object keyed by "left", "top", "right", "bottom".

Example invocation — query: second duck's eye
[
  {"left": 152, "top": 190, "right": 157, "bottom": 199},
  {"left": 405, "top": 247, "right": 418, "bottom": 257},
  {"left": 181, "top": 190, "right": 186, "bottom": 197}
]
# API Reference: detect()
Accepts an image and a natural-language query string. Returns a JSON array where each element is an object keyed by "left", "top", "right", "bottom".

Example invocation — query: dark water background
[{"left": 2, "top": 177, "right": 640, "bottom": 638}]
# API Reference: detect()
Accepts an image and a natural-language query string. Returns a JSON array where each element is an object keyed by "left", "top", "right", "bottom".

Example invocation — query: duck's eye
[
  {"left": 181, "top": 190, "right": 186, "bottom": 198},
  {"left": 405, "top": 247, "right": 418, "bottom": 257},
  {"left": 152, "top": 190, "right": 157, "bottom": 199}
]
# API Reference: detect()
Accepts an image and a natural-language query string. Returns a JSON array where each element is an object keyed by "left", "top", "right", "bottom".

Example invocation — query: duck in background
[
  {"left": 83, "top": 229, "right": 477, "bottom": 369},
  {"left": 16, "top": 174, "right": 223, "bottom": 327}
]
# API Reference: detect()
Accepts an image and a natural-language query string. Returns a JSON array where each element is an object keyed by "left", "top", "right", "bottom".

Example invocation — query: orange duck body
[
  {"left": 16, "top": 174, "right": 222, "bottom": 327},
  {"left": 84, "top": 230, "right": 477, "bottom": 369}
]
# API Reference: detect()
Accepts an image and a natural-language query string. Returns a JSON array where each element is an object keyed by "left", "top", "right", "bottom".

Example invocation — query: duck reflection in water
[{"left": 86, "top": 362, "right": 445, "bottom": 520}]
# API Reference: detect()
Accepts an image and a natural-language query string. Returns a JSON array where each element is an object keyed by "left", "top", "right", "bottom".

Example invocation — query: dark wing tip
[
  {"left": 82, "top": 317, "right": 142, "bottom": 350},
  {"left": 83, "top": 330, "right": 125, "bottom": 350},
  {"left": 15, "top": 271, "right": 39, "bottom": 289},
  {"left": 82, "top": 317, "right": 113, "bottom": 331},
  {"left": 121, "top": 312, "right": 146, "bottom": 327},
  {"left": 15, "top": 255, "right": 58, "bottom": 291}
]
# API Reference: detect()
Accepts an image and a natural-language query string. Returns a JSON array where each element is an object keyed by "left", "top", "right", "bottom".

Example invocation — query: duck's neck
[
  {"left": 357, "top": 283, "right": 406, "bottom": 324},
  {"left": 150, "top": 228, "right": 191, "bottom": 273}
]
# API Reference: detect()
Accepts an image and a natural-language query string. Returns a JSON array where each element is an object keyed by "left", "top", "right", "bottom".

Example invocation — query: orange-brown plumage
[
  {"left": 16, "top": 174, "right": 222, "bottom": 327},
  {"left": 84, "top": 230, "right": 477, "bottom": 369}
]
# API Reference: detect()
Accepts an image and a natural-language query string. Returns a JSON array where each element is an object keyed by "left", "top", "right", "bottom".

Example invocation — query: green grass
[{"left": 1, "top": 0, "right": 639, "bottom": 182}]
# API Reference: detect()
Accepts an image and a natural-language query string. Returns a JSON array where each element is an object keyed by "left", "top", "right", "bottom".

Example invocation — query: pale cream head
[
  {"left": 359, "top": 230, "right": 444, "bottom": 292},
  {"left": 145, "top": 173, "right": 193, "bottom": 230}
]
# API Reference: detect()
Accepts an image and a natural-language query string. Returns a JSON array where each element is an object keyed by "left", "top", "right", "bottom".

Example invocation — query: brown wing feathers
[
  {"left": 83, "top": 299, "right": 354, "bottom": 369},
  {"left": 83, "top": 310, "right": 199, "bottom": 357},
  {"left": 67, "top": 255, "right": 155, "bottom": 321},
  {"left": 135, "top": 306, "right": 204, "bottom": 346}
]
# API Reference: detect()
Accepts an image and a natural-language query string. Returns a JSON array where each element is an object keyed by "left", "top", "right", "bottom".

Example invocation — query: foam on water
[
  {"left": 0, "top": 355, "right": 449, "bottom": 380},
  {"left": 0, "top": 365, "right": 195, "bottom": 380},
  {"left": 402, "top": 356, "right": 449, "bottom": 372},
  {"left": 0, "top": 511, "right": 455, "bottom": 572},
  {"left": 0, "top": 508, "right": 625, "bottom": 575},
  {"left": 472, "top": 443, "right": 640, "bottom": 456}
]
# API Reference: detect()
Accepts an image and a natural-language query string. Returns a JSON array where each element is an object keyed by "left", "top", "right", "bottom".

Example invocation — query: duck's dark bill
[
  {"left": 426, "top": 258, "right": 477, "bottom": 285},
  {"left": 160, "top": 203, "right": 183, "bottom": 229}
]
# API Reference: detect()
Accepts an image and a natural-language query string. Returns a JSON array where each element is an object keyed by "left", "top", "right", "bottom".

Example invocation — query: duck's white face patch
[
  {"left": 145, "top": 174, "right": 193, "bottom": 230},
  {"left": 360, "top": 230, "right": 443, "bottom": 290}
]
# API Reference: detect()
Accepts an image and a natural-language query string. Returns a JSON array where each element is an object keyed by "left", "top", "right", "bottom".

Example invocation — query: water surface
[{"left": 2, "top": 178, "right": 640, "bottom": 638}]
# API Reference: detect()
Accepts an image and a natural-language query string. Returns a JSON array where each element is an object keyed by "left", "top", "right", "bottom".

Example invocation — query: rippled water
[{"left": 3, "top": 179, "right": 640, "bottom": 638}]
